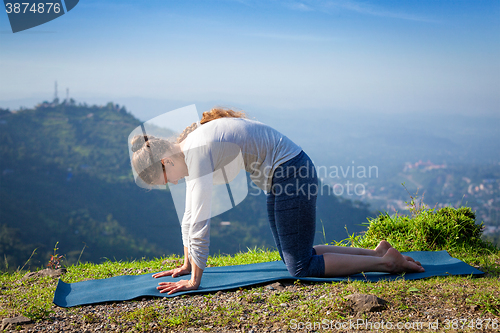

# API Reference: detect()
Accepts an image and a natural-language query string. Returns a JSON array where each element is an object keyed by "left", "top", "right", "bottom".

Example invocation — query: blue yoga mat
[{"left": 53, "top": 251, "right": 483, "bottom": 307}]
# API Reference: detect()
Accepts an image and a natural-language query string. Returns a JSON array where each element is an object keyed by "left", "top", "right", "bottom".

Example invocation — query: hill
[{"left": 0, "top": 101, "right": 372, "bottom": 270}]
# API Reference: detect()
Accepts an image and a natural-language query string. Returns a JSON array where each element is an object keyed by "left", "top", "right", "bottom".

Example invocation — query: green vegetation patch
[{"left": 353, "top": 206, "right": 495, "bottom": 254}]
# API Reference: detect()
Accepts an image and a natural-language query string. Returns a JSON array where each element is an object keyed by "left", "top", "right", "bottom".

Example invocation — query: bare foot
[
  {"left": 403, "top": 255, "right": 422, "bottom": 266},
  {"left": 375, "top": 241, "right": 422, "bottom": 266},
  {"left": 374, "top": 240, "right": 392, "bottom": 257},
  {"left": 383, "top": 248, "right": 425, "bottom": 274}
]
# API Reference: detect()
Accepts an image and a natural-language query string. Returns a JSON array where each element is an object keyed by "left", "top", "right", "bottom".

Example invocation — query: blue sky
[{"left": 0, "top": 0, "right": 499, "bottom": 117}]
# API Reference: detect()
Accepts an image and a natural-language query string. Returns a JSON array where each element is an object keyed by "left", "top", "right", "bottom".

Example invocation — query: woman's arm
[
  {"left": 154, "top": 145, "right": 213, "bottom": 294},
  {"left": 152, "top": 197, "right": 193, "bottom": 280},
  {"left": 152, "top": 246, "right": 191, "bottom": 279}
]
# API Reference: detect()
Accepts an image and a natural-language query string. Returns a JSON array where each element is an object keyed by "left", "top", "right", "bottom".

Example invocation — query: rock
[
  {"left": 1, "top": 315, "right": 31, "bottom": 331},
  {"left": 345, "top": 293, "right": 388, "bottom": 313},
  {"left": 266, "top": 282, "right": 285, "bottom": 291},
  {"left": 22, "top": 268, "right": 67, "bottom": 280}
]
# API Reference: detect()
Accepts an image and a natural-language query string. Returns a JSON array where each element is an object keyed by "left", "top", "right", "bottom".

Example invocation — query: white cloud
[
  {"left": 283, "top": 0, "right": 440, "bottom": 23},
  {"left": 286, "top": 2, "right": 314, "bottom": 11},
  {"left": 245, "top": 32, "right": 333, "bottom": 42},
  {"left": 335, "top": 0, "right": 439, "bottom": 22}
]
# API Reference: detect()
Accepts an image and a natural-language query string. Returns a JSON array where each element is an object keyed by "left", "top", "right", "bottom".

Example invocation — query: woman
[{"left": 130, "top": 108, "right": 425, "bottom": 295}]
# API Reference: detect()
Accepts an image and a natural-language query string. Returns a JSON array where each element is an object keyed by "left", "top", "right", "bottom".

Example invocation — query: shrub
[{"left": 350, "top": 206, "right": 497, "bottom": 254}]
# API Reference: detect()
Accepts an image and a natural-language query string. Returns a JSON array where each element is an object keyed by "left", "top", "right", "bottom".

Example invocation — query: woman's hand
[
  {"left": 156, "top": 279, "right": 200, "bottom": 294},
  {"left": 153, "top": 247, "right": 203, "bottom": 295},
  {"left": 152, "top": 265, "right": 191, "bottom": 279}
]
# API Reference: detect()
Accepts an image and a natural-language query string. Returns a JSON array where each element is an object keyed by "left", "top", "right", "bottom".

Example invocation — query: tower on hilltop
[{"left": 53, "top": 81, "right": 59, "bottom": 104}]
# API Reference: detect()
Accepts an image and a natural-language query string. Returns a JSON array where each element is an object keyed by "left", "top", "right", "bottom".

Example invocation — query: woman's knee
[
  {"left": 285, "top": 255, "right": 325, "bottom": 278},
  {"left": 285, "top": 262, "right": 313, "bottom": 278},
  {"left": 286, "top": 265, "right": 308, "bottom": 278}
]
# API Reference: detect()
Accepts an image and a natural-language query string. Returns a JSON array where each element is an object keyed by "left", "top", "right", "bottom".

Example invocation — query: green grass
[
  {"left": 1, "top": 206, "right": 500, "bottom": 332},
  {"left": 0, "top": 248, "right": 499, "bottom": 331},
  {"left": 0, "top": 248, "right": 279, "bottom": 321}
]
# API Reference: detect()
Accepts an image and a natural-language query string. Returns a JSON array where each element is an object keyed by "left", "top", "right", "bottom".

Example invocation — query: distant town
[{"left": 325, "top": 160, "right": 500, "bottom": 235}]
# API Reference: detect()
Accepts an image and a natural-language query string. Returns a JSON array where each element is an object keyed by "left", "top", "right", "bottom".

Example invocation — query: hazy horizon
[
  {"left": 1, "top": 0, "right": 499, "bottom": 117},
  {"left": 2, "top": 95, "right": 498, "bottom": 170}
]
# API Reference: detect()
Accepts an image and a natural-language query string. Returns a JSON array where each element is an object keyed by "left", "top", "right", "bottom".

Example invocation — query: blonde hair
[
  {"left": 131, "top": 107, "right": 246, "bottom": 185},
  {"left": 176, "top": 107, "right": 246, "bottom": 143},
  {"left": 130, "top": 134, "right": 173, "bottom": 185}
]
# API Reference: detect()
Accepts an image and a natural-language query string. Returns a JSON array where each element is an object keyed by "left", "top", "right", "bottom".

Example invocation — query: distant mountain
[{"left": 0, "top": 101, "right": 372, "bottom": 270}]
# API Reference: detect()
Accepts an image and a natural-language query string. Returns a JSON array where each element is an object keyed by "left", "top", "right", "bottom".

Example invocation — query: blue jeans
[{"left": 267, "top": 151, "right": 325, "bottom": 277}]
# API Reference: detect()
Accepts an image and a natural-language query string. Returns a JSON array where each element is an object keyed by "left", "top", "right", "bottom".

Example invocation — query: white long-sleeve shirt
[{"left": 180, "top": 118, "right": 302, "bottom": 270}]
